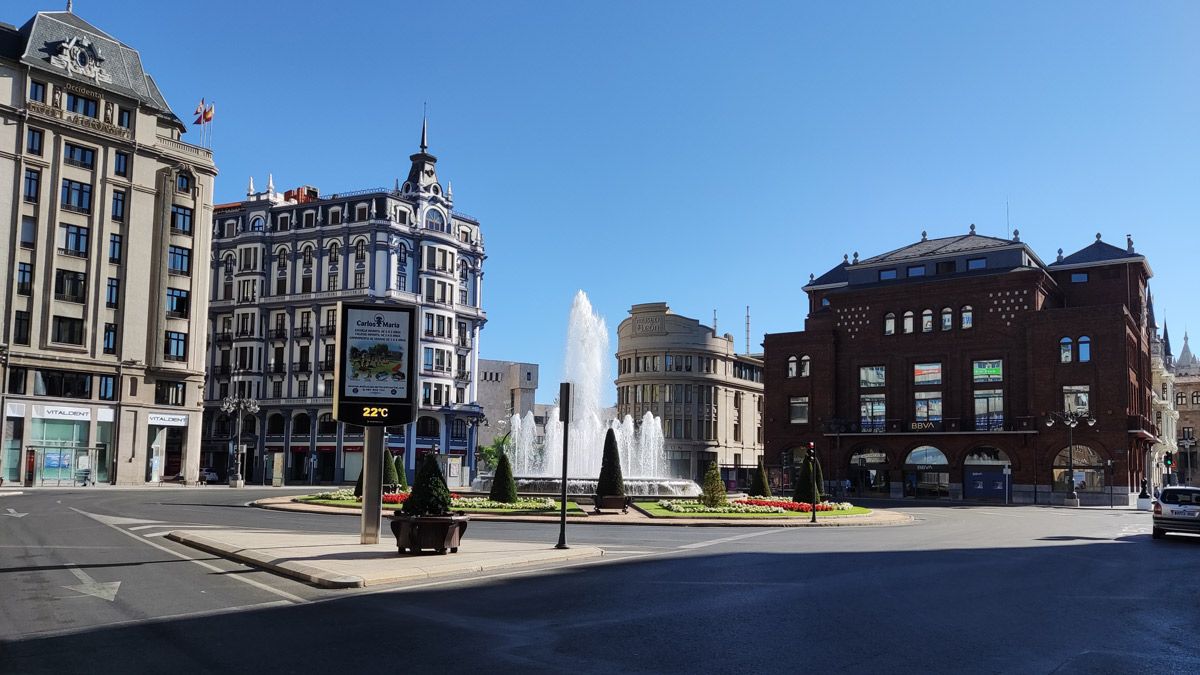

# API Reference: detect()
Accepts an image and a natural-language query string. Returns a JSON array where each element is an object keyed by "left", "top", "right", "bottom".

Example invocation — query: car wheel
[{"left": 1152, "top": 527, "right": 1164, "bottom": 540}]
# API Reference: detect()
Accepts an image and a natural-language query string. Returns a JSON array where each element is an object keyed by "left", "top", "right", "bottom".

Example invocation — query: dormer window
[
  {"left": 879, "top": 269, "right": 897, "bottom": 281},
  {"left": 967, "top": 258, "right": 987, "bottom": 270},
  {"left": 329, "top": 209, "right": 342, "bottom": 225},
  {"left": 426, "top": 209, "right": 445, "bottom": 231}
]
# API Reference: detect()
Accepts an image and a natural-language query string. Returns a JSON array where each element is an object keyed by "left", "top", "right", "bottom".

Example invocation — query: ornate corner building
[
  {"left": 764, "top": 228, "right": 1158, "bottom": 505},
  {"left": 203, "top": 126, "right": 485, "bottom": 486},
  {"left": 0, "top": 10, "right": 217, "bottom": 486}
]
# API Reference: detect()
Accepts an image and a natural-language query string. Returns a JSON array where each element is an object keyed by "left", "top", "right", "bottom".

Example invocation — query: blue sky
[{"left": 13, "top": 1, "right": 1199, "bottom": 402}]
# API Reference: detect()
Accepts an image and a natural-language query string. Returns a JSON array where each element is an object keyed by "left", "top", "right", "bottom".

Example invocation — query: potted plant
[
  {"left": 389, "top": 454, "right": 469, "bottom": 555},
  {"left": 593, "top": 429, "right": 631, "bottom": 513}
]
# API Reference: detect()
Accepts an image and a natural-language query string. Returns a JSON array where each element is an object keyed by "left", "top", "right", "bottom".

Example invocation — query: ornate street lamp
[
  {"left": 220, "top": 395, "right": 260, "bottom": 487},
  {"left": 1045, "top": 410, "right": 1096, "bottom": 506}
]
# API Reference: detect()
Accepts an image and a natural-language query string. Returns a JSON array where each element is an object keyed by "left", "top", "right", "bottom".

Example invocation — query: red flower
[{"left": 382, "top": 493, "right": 410, "bottom": 504}]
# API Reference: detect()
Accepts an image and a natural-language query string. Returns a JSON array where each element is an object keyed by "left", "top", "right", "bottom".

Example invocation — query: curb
[{"left": 167, "top": 531, "right": 365, "bottom": 588}]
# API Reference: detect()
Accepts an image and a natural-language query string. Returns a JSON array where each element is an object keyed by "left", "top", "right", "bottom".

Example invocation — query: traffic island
[{"left": 167, "top": 529, "right": 604, "bottom": 589}]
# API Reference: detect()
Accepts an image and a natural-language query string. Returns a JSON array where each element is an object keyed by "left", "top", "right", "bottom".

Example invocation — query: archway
[
  {"left": 963, "top": 447, "right": 1012, "bottom": 501},
  {"left": 904, "top": 445, "right": 949, "bottom": 498},
  {"left": 849, "top": 448, "right": 890, "bottom": 497},
  {"left": 1052, "top": 445, "right": 1105, "bottom": 493}
]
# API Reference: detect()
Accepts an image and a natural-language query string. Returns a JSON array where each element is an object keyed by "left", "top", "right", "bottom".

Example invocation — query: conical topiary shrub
[
  {"left": 489, "top": 451, "right": 519, "bottom": 503},
  {"left": 596, "top": 428, "right": 625, "bottom": 497},
  {"left": 382, "top": 450, "right": 399, "bottom": 490},
  {"left": 354, "top": 468, "right": 364, "bottom": 498},
  {"left": 395, "top": 455, "right": 408, "bottom": 491},
  {"left": 402, "top": 454, "right": 452, "bottom": 516},
  {"left": 700, "top": 459, "right": 727, "bottom": 507},
  {"left": 793, "top": 453, "right": 824, "bottom": 504},
  {"left": 750, "top": 456, "right": 771, "bottom": 497}
]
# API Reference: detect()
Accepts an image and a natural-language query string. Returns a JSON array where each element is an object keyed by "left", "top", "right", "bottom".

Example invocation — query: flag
[
  {"left": 193, "top": 98, "right": 205, "bottom": 125},
  {"left": 203, "top": 103, "right": 214, "bottom": 123}
]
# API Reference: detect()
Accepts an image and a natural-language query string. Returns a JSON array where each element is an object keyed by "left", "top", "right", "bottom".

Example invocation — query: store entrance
[{"left": 903, "top": 446, "right": 950, "bottom": 498}]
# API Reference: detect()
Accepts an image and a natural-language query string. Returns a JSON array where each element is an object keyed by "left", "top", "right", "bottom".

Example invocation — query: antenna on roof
[{"left": 745, "top": 306, "right": 751, "bottom": 355}]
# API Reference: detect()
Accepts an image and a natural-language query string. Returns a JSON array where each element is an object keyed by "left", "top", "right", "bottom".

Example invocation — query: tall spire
[
  {"left": 66, "top": 0, "right": 73, "bottom": 13},
  {"left": 267, "top": 173, "right": 275, "bottom": 194},
  {"left": 246, "top": 176, "right": 255, "bottom": 197},
  {"left": 420, "top": 105, "right": 428, "bottom": 153}
]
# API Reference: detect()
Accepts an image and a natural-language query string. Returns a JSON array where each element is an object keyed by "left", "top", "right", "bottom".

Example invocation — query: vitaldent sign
[
  {"left": 32, "top": 405, "right": 91, "bottom": 421},
  {"left": 148, "top": 413, "right": 188, "bottom": 427}
]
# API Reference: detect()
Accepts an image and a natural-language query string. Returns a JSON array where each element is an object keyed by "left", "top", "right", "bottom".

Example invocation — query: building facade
[
  {"left": 203, "top": 129, "right": 485, "bottom": 486},
  {"left": 1148, "top": 306, "right": 1178, "bottom": 493},
  {"left": 0, "top": 10, "right": 216, "bottom": 486},
  {"left": 764, "top": 229, "right": 1157, "bottom": 505},
  {"left": 476, "top": 358, "right": 540, "bottom": 449},
  {"left": 1171, "top": 332, "right": 1199, "bottom": 486},
  {"left": 615, "top": 302, "right": 764, "bottom": 485}
]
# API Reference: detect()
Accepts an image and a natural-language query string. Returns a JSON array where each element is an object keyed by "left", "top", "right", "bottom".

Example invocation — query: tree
[
  {"left": 382, "top": 450, "right": 399, "bottom": 490},
  {"left": 395, "top": 455, "right": 408, "bottom": 491},
  {"left": 402, "top": 454, "right": 452, "bottom": 516},
  {"left": 700, "top": 460, "right": 727, "bottom": 507},
  {"left": 489, "top": 451, "right": 519, "bottom": 503},
  {"left": 750, "top": 456, "right": 771, "bottom": 497},
  {"left": 596, "top": 428, "right": 625, "bottom": 497}
]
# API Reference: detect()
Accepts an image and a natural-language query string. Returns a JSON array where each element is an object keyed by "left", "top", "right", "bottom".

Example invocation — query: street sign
[{"left": 333, "top": 302, "right": 417, "bottom": 427}]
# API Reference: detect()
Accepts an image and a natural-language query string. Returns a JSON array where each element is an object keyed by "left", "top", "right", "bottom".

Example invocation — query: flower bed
[
  {"left": 735, "top": 498, "right": 856, "bottom": 513},
  {"left": 657, "top": 500, "right": 785, "bottom": 514},
  {"left": 452, "top": 497, "right": 557, "bottom": 510}
]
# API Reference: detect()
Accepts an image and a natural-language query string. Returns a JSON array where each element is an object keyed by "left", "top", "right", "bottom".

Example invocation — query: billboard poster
[
  {"left": 343, "top": 307, "right": 410, "bottom": 401},
  {"left": 973, "top": 360, "right": 1003, "bottom": 382}
]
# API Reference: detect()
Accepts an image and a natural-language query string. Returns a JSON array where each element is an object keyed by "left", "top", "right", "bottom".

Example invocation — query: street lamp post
[
  {"left": 220, "top": 395, "right": 260, "bottom": 488},
  {"left": 1045, "top": 410, "right": 1096, "bottom": 507},
  {"left": 0, "top": 344, "right": 7, "bottom": 487},
  {"left": 826, "top": 418, "right": 850, "bottom": 499},
  {"left": 1179, "top": 434, "right": 1197, "bottom": 487}
]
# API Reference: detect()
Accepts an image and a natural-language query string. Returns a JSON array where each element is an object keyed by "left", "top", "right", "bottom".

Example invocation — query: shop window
[{"left": 1052, "top": 445, "right": 1104, "bottom": 492}]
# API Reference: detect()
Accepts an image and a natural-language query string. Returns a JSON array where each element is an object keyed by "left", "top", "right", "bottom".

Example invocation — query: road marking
[
  {"left": 130, "top": 523, "right": 224, "bottom": 532},
  {"left": 62, "top": 566, "right": 121, "bottom": 601},
  {"left": 70, "top": 507, "right": 307, "bottom": 604},
  {"left": 5, "top": 507, "right": 28, "bottom": 518},
  {"left": 676, "top": 529, "right": 784, "bottom": 550}
]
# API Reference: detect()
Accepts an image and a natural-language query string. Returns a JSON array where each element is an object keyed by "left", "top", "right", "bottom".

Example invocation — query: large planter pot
[
  {"left": 390, "top": 513, "right": 470, "bottom": 555},
  {"left": 593, "top": 494, "right": 632, "bottom": 514}
]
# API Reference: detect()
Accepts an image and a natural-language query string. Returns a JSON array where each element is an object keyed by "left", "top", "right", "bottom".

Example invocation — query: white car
[{"left": 1153, "top": 487, "right": 1200, "bottom": 539}]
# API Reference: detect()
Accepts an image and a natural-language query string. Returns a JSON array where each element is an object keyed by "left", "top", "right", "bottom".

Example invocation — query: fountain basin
[{"left": 470, "top": 475, "right": 701, "bottom": 497}]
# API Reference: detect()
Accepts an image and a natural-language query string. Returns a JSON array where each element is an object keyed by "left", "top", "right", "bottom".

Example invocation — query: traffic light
[
  {"left": 1164, "top": 453, "right": 1175, "bottom": 468},
  {"left": 806, "top": 441, "right": 816, "bottom": 462}
]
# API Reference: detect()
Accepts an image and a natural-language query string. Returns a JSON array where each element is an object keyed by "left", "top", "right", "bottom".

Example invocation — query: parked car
[{"left": 1152, "top": 487, "right": 1200, "bottom": 539}]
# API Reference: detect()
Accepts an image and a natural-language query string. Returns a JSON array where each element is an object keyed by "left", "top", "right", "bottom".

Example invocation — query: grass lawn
[
  {"left": 297, "top": 497, "right": 589, "bottom": 516},
  {"left": 637, "top": 502, "right": 872, "bottom": 519}
]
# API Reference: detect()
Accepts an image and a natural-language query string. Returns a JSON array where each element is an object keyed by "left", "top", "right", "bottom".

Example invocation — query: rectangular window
[
  {"left": 935, "top": 260, "right": 955, "bottom": 274},
  {"left": 14, "top": 311, "right": 31, "bottom": 345},
  {"left": 63, "top": 143, "right": 96, "bottom": 169},
  {"left": 1070, "top": 272, "right": 1088, "bottom": 283},
  {"left": 108, "top": 191, "right": 126, "bottom": 223},
  {"left": 154, "top": 381, "right": 186, "bottom": 406},
  {"left": 914, "top": 391, "right": 942, "bottom": 422},
  {"left": 789, "top": 396, "right": 810, "bottom": 424},
  {"left": 51, "top": 316, "right": 85, "bottom": 345},
  {"left": 59, "top": 224, "right": 90, "bottom": 257},
  {"left": 106, "top": 277, "right": 120, "bottom": 308},
  {"left": 860, "top": 393, "right": 886, "bottom": 432},
  {"left": 171, "top": 205, "right": 193, "bottom": 234},
  {"left": 967, "top": 258, "right": 987, "bottom": 270},
  {"left": 1063, "top": 385, "right": 1090, "bottom": 413},
  {"left": 98, "top": 375, "right": 116, "bottom": 401},
  {"left": 907, "top": 265, "right": 925, "bottom": 277},
  {"left": 879, "top": 269, "right": 897, "bottom": 281},
  {"left": 24, "top": 168, "right": 40, "bottom": 203},
  {"left": 16, "top": 263, "right": 32, "bottom": 295},
  {"left": 166, "top": 288, "right": 190, "bottom": 318},
  {"left": 26, "top": 128, "right": 43, "bottom": 155},
  {"left": 297, "top": 380, "right": 308, "bottom": 397},
  {"left": 103, "top": 323, "right": 117, "bottom": 354},
  {"left": 54, "top": 269, "right": 87, "bottom": 302},
  {"left": 974, "top": 389, "right": 1004, "bottom": 431},
  {"left": 29, "top": 80, "right": 45, "bottom": 102},
  {"left": 164, "top": 331, "right": 188, "bottom": 361},
  {"left": 8, "top": 367, "right": 27, "bottom": 395},
  {"left": 859, "top": 365, "right": 886, "bottom": 388},
  {"left": 33, "top": 369, "right": 92, "bottom": 398},
  {"left": 354, "top": 271, "right": 365, "bottom": 289},
  {"left": 176, "top": 174, "right": 190, "bottom": 192},
  {"left": 114, "top": 152, "right": 129, "bottom": 177},
  {"left": 168, "top": 246, "right": 191, "bottom": 276},
  {"left": 109, "top": 233, "right": 123, "bottom": 263},
  {"left": 913, "top": 363, "right": 942, "bottom": 386},
  {"left": 117, "top": 107, "right": 131, "bottom": 129},
  {"left": 66, "top": 93, "right": 98, "bottom": 118},
  {"left": 60, "top": 179, "right": 93, "bottom": 213},
  {"left": 972, "top": 359, "right": 1003, "bottom": 383},
  {"left": 272, "top": 381, "right": 283, "bottom": 399},
  {"left": 21, "top": 217, "right": 36, "bottom": 249}
]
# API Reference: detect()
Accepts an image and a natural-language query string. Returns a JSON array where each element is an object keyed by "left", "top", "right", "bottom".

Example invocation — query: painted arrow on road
[
  {"left": 63, "top": 567, "right": 121, "bottom": 601},
  {"left": 4, "top": 507, "right": 27, "bottom": 518}
]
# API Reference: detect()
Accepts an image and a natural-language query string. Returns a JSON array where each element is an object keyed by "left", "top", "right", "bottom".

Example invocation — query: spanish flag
[{"left": 203, "top": 102, "right": 214, "bottom": 123}]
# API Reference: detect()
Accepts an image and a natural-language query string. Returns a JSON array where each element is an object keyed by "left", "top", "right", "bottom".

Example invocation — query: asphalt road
[{"left": 1, "top": 488, "right": 1197, "bottom": 674}]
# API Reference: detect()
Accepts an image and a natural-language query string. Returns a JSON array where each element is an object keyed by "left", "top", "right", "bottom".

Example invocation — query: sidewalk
[
  {"left": 255, "top": 495, "right": 913, "bottom": 527},
  {"left": 167, "top": 529, "right": 604, "bottom": 589}
]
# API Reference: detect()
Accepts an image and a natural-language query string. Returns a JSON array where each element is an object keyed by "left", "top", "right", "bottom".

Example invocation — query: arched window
[
  {"left": 328, "top": 242, "right": 339, "bottom": 261},
  {"left": 241, "top": 415, "right": 257, "bottom": 436},
  {"left": 1060, "top": 337, "right": 1073, "bottom": 363},
  {"left": 266, "top": 413, "right": 285, "bottom": 435},
  {"left": 905, "top": 446, "right": 948, "bottom": 465},
  {"left": 302, "top": 247, "right": 314, "bottom": 267},
  {"left": 884, "top": 313, "right": 895, "bottom": 336},
  {"left": 903, "top": 311, "right": 914, "bottom": 334},
  {"left": 291, "top": 413, "right": 311, "bottom": 435},
  {"left": 1178, "top": 392, "right": 1187, "bottom": 406},
  {"left": 921, "top": 309, "right": 934, "bottom": 333},
  {"left": 1193, "top": 391, "right": 1200, "bottom": 405},
  {"left": 426, "top": 209, "right": 445, "bottom": 231},
  {"left": 961, "top": 305, "right": 973, "bottom": 329},
  {"left": 787, "top": 356, "right": 797, "bottom": 378},
  {"left": 1078, "top": 336, "right": 1091, "bottom": 362},
  {"left": 317, "top": 413, "right": 337, "bottom": 435},
  {"left": 277, "top": 250, "right": 288, "bottom": 269},
  {"left": 849, "top": 448, "right": 890, "bottom": 495},
  {"left": 800, "top": 355, "right": 811, "bottom": 377},
  {"left": 416, "top": 416, "right": 440, "bottom": 438},
  {"left": 355, "top": 239, "right": 367, "bottom": 262},
  {"left": 223, "top": 254, "right": 235, "bottom": 274},
  {"left": 941, "top": 308, "right": 953, "bottom": 331},
  {"left": 1052, "top": 445, "right": 1104, "bottom": 492}
]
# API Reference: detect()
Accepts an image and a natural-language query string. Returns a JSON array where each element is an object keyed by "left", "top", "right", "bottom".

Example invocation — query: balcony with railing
[
  {"left": 54, "top": 291, "right": 86, "bottom": 303},
  {"left": 292, "top": 361, "right": 312, "bottom": 372},
  {"left": 215, "top": 332, "right": 233, "bottom": 343},
  {"left": 318, "top": 361, "right": 335, "bottom": 373},
  {"left": 293, "top": 327, "right": 313, "bottom": 339},
  {"left": 320, "top": 325, "right": 337, "bottom": 336},
  {"left": 270, "top": 328, "right": 288, "bottom": 340},
  {"left": 833, "top": 416, "right": 1038, "bottom": 435},
  {"left": 58, "top": 246, "right": 89, "bottom": 258}
]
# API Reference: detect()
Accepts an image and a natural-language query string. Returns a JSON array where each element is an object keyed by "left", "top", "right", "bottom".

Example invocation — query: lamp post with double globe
[
  {"left": 1045, "top": 410, "right": 1096, "bottom": 507},
  {"left": 220, "top": 395, "right": 260, "bottom": 488}
]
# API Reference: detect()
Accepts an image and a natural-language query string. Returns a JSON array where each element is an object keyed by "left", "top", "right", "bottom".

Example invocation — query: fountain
[{"left": 472, "top": 291, "right": 700, "bottom": 497}]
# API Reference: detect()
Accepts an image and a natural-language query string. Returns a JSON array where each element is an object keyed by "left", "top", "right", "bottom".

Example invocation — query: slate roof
[
  {"left": 859, "top": 233, "right": 1016, "bottom": 265},
  {"left": 16, "top": 11, "right": 179, "bottom": 122},
  {"left": 1049, "top": 239, "right": 1142, "bottom": 267},
  {"left": 808, "top": 261, "right": 849, "bottom": 287}
]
